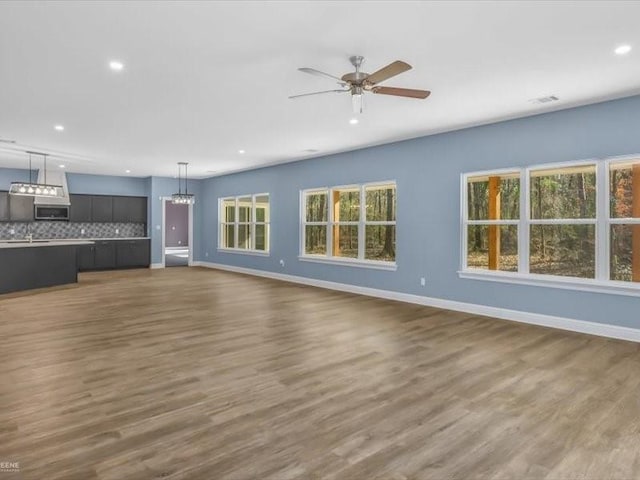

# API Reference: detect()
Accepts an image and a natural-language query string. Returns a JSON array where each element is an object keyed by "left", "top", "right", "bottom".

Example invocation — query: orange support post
[{"left": 488, "top": 176, "right": 501, "bottom": 270}]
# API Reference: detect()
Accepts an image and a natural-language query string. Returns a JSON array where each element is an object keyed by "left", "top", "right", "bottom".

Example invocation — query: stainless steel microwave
[{"left": 34, "top": 205, "right": 70, "bottom": 221}]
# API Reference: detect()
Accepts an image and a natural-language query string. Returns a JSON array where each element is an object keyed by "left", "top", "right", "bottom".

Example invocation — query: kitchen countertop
[
  {"left": 0, "top": 236, "right": 149, "bottom": 244},
  {"left": 0, "top": 240, "right": 96, "bottom": 249},
  {"left": 57, "top": 237, "right": 151, "bottom": 241}
]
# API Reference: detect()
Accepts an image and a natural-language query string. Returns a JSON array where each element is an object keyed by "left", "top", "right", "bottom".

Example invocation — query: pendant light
[
  {"left": 9, "top": 151, "right": 64, "bottom": 198},
  {"left": 171, "top": 162, "right": 195, "bottom": 205}
]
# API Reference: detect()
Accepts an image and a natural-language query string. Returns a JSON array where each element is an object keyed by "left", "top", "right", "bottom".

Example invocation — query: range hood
[{"left": 33, "top": 170, "right": 70, "bottom": 206}]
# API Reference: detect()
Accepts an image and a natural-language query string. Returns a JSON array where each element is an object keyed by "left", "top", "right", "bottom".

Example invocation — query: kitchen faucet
[{"left": 25, "top": 224, "right": 33, "bottom": 243}]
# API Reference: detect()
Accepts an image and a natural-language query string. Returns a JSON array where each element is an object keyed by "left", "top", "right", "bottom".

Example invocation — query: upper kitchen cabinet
[
  {"left": 68, "top": 194, "right": 147, "bottom": 223},
  {"left": 8, "top": 194, "right": 34, "bottom": 222},
  {"left": 0, "top": 192, "right": 9, "bottom": 221},
  {"left": 113, "top": 196, "right": 147, "bottom": 223},
  {"left": 69, "top": 194, "right": 92, "bottom": 222},
  {"left": 91, "top": 195, "right": 113, "bottom": 222}
]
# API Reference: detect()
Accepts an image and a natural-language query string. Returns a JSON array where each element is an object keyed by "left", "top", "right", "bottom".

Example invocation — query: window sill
[
  {"left": 217, "top": 248, "right": 270, "bottom": 257},
  {"left": 298, "top": 255, "right": 397, "bottom": 271},
  {"left": 458, "top": 269, "right": 640, "bottom": 297}
]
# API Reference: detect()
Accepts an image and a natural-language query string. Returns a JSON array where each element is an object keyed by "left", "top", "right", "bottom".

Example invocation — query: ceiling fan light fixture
[
  {"left": 351, "top": 86, "right": 364, "bottom": 114},
  {"left": 349, "top": 118, "right": 359, "bottom": 125}
]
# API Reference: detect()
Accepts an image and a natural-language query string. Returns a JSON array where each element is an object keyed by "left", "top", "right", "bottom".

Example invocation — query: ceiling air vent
[{"left": 530, "top": 95, "right": 559, "bottom": 104}]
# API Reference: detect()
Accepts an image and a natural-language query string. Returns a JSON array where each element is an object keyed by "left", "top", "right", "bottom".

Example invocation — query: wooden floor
[{"left": 1, "top": 268, "right": 640, "bottom": 480}]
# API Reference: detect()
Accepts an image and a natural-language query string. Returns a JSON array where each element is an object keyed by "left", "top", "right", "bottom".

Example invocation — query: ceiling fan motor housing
[{"left": 341, "top": 72, "right": 370, "bottom": 85}]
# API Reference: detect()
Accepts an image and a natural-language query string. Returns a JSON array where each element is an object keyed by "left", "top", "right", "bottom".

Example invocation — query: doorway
[{"left": 163, "top": 199, "right": 191, "bottom": 267}]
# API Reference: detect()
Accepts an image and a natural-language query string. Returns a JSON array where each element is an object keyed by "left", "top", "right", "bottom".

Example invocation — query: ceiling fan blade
[
  {"left": 365, "top": 60, "right": 412, "bottom": 85},
  {"left": 289, "top": 89, "right": 350, "bottom": 99},
  {"left": 371, "top": 86, "right": 431, "bottom": 99},
  {"left": 298, "top": 67, "right": 346, "bottom": 84}
]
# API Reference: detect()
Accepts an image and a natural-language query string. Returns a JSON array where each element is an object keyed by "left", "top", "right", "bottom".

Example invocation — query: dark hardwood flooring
[{"left": 1, "top": 267, "right": 639, "bottom": 479}]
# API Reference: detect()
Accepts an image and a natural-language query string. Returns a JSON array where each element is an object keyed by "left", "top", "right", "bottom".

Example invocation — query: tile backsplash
[{"left": 0, "top": 222, "right": 146, "bottom": 240}]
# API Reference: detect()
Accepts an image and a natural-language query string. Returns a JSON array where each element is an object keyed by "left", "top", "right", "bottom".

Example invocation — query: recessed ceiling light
[
  {"left": 58, "top": 164, "right": 65, "bottom": 168},
  {"left": 238, "top": 149, "right": 245, "bottom": 154},
  {"left": 349, "top": 118, "right": 359, "bottom": 125},
  {"left": 615, "top": 44, "right": 632, "bottom": 56},
  {"left": 54, "top": 125, "right": 64, "bottom": 131},
  {"left": 125, "top": 169, "right": 131, "bottom": 173},
  {"left": 109, "top": 60, "right": 125, "bottom": 71}
]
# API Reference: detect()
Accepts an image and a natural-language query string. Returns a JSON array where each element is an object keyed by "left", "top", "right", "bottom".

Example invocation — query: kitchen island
[{"left": 0, "top": 240, "right": 94, "bottom": 294}]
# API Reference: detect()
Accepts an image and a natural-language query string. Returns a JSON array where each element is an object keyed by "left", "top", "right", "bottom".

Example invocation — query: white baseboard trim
[
  {"left": 191, "top": 261, "right": 640, "bottom": 343},
  {"left": 150, "top": 263, "right": 164, "bottom": 269}
]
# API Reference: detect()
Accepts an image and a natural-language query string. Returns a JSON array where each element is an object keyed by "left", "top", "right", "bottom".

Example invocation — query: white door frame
[{"left": 161, "top": 196, "right": 194, "bottom": 268}]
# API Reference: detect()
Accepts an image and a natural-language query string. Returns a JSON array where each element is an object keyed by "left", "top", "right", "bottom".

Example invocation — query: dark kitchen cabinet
[
  {"left": 116, "top": 239, "right": 150, "bottom": 268},
  {"left": 0, "top": 245, "right": 78, "bottom": 294},
  {"left": 77, "top": 241, "right": 117, "bottom": 271},
  {"left": 94, "top": 241, "right": 117, "bottom": 269},
  {"left": 0, "top": 192, "right": 9, "bottom": 221},
  {"left": 69, "top": 194, "right": 92, "bottom": 222},
  {"left": 91, "top": 196, "right": 113, "bottom": 222},
  {"left": 113, "top": 196, "right": 147, "bottom": 223},
  {"left": 77, "top": 245, "right": 96, "bottom": 271},
  {"left": 8, "top": 195, "right": 34, "bottom": 222},
  {"left": 68, "top": 194, "right": 147, "bottom": 223},
  {"left": 78, "top": 239, "right": 150, "bottom": 272}
]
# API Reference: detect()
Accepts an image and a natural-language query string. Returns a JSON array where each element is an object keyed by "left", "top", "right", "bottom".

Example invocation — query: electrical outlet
[
  {"left": 279, "top": 259, "right": 285, "bottom": 267},
  {"left": 420, "top": 277, "right": 426, "bottom": 286},
  {"left": 205, "top": 252, "right": 209, "bottom": 257},
  {"left": 80, "top": 228, "right": 85, "bottom": 235},
  {"left": 9, "top": 229, "right": 15, "bottom": 235},
  {"left": 115, "top": 228, "right": 120, "bottom": 234}
]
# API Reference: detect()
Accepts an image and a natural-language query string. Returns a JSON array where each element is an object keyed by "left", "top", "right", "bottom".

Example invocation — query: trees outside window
[
  {"left": 529, "top": 165, "right": 596, "bottom": 279},
  {"left": 466, "top": 172, "right": 519, "bottom": 272},
  {"left": 301, "top": 182, "right": 397, "bottom": 265},
  {"left": 463, "top": 158, "right": 640, "bottom": 288},
  {"left": 609, "top": 161, "right": 640, "bottom": 282}
]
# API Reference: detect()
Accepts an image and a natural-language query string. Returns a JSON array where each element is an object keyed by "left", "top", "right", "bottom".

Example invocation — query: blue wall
[
  {"left": 0, "top": 168, "right": 36, "bottom": 189},
  {"left": 66, "top": 173, "right": 148, "bottom": 197},
  {"left": 197, "top": 95, "right": 640, "bottom": 329}
]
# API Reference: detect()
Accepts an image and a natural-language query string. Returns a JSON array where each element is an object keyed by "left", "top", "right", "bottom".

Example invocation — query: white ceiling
[{"left": 1, "top": 1, "right": 639, "bottom": 178}]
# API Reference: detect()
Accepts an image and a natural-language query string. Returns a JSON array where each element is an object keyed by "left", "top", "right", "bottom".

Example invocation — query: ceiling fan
[{"left": 290, "top": 56, "right": 431, "bottom": 113}]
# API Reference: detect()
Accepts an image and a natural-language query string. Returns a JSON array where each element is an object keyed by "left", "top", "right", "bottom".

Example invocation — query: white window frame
[
  {"left": 218, "top": 193, "right": 270, "bottom": 256},
  {"left": 459, "top": 155, "right": 640, "bottom": 297},
  {"left": 299, "top": 181, "right": 397, "bottom": 271}
]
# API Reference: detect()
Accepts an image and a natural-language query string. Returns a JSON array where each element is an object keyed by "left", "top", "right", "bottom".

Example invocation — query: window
[
  {"left": 529, "top": 164, "right": 596, "bottom": 279},
  {"left": 219, "top": 194, "right": 270, "bottom": 253},
  {"left": 609, "top": 160, "right": 640, "bottom": 282},
  {"left": 466, "top": 172, "right": 520, "bottom": 272},
  {"left": 461, "top": 157, "right": 640, "bottom": 295},
  {"left": 301, "top": 182, "right": 396, "bottom": 267}
]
